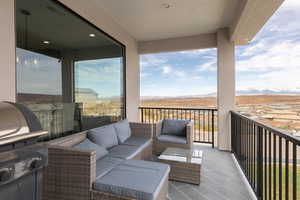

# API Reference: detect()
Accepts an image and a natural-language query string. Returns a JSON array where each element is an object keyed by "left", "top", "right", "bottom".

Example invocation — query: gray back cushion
[
  {"left": 73, "top": 138, "right": 108, "bottom": 160},
  {"left": 88, "top": 124, "right": 119, "bottom": 149},
  {"left": 162, "top": 119, "right": 190, "bottom": 137},
  {"left": 114, "top": 120, "right": 131, "bottom": 144}
]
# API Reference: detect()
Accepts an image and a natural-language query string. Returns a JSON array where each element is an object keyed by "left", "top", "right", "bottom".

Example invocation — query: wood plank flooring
[{"left": 168, "top": 144, "right": 253, "bottom": 200}]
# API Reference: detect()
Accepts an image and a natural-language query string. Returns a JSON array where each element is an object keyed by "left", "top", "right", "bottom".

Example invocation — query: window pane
[
  {"left": 75, "top": 58, "right": 124, "bottom": 130},
  {"left": 15, "top": 0, "right": 125, "bottom": 140},
  {"left": 16, "top": 48, "right": 62, "bottom": 102}
]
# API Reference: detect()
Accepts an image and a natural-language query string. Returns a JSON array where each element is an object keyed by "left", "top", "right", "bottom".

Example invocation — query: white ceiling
[
  {"left": 16, "top": 0, "right": 120, "bottom": 54},
  {"left": 93, "top": 0, "right": 240, "bottom": 41}
]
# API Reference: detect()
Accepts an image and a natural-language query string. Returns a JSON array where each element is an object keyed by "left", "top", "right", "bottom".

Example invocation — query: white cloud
[
  {"left": 162, "top": 65, "right": 172, "bottom": 74},
  {"left": 179, "top": 48, "right": 216, "bottom": 57},
  {"left": 140, "top": 72, "right": 149, "bottom": 78},
  {"left": 198, "top": 61, "right": 216, "bottom": 72},
  {"left": 281, "top": 0, "right": 300, "bottom": 10},
  {"left": 240, "top": 40, "right": 266, "bottom": 57},
  {"left": 256, "top": 66, "right": 300, "bottom": 90},
  {"left": 140, "top": 54, "right": 167, "bottom": 68},
  {"left": 174, "top": 71, "right": 185, "bottom": 78},
  {"left": 190, "top": 75, "right": 203, "bottom": 80},
  {"left": 237, "top": 40, "right": 300, "bottom": 90},
  {"left": 236, "top": 0, "right": 300, "bottom": 91},
  {"left": 237, "top": 40, "right": 300, "bottom": 72}
]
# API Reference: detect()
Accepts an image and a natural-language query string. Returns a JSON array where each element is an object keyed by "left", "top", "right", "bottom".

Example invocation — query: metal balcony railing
[
  {"left": 139, "top": 107, "right": 217, "bottom": 147},
  {"left": 231, "top": 111, "right": 300, "bottom": 200}
]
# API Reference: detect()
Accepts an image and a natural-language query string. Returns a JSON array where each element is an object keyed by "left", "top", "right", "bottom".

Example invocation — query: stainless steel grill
[{"left": 0, "top": 102, "right": 48, "bottom": 200}]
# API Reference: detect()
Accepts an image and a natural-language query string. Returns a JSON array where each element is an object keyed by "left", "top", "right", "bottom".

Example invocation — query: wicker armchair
[{"left": 153, "top": 120, "right": 194, "bottom": 155}]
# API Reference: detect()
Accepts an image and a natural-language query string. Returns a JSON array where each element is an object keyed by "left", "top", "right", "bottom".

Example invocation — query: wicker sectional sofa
[{"left": 43, "top": 120, "right": 170, "bottom": 200}]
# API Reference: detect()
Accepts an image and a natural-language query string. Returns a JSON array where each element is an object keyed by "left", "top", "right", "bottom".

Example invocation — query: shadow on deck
[{"left": 168, "top": 143, "right": 253, "bottom": 200}]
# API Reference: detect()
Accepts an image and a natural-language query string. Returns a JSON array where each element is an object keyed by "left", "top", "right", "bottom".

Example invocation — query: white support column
[
  {"left": 217, "top": 28, "right": 236, "bottom": 151},
  {"left": 0, "top": 0, "right": 16, "bottom": 102},
  {"left": 126, "top": 44, "right": 140, "bottom": 122}
]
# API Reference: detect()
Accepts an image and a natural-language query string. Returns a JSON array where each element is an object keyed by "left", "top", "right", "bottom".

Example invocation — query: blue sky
[
  {"left": 75, "top": 58, "right": 122, "bottom": 98},
  {"left": 140, "top": 0, "right": 300, "bottom": 97}
]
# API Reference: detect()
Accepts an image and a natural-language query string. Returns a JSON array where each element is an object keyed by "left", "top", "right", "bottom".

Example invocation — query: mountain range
[{"left": 141, "top": 89, "right": 300, "bottom": 99}]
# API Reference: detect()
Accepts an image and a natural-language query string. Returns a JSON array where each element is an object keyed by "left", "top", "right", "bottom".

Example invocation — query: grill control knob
[{"left": 0, "top": 170, "right": 11, "bottom": 182}]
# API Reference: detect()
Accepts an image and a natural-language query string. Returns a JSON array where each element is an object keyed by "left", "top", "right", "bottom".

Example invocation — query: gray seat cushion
[
  {"left": 94, "top": 160, "right": 170, "bottom": 200},
  {"left": 123, "top": 136, "right": 151, "bottom": 147},
  {"left": 120, "top": 159, "right": 170, "bottom": 172},
  {"left": 162, "top": 119, "right": 190, "bottom": 137},
  {"left": 88, "top": 124, "right": 119, "bottom": 149},
  {"left": 73, "top": 138, "right": 108, "bottom": 160},
  {"left": 96, "top": 156, "right": 124, "bottom": 178},
  {"left": 114, "top": 119, "right": 131, "bottom": 143},
  {"left": 107, "top": 144, "right": 141, "bottom": 160},
  {"left": 157, "top": 135, "right": 187, "bottom": 144}
]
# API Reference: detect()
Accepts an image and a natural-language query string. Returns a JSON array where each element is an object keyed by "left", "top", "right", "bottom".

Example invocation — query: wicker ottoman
[{"left": 158, "top": 147, "right": 202, "bottom": 185}]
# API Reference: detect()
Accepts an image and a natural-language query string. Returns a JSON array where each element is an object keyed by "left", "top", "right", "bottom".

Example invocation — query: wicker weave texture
[
  {"left": 43, "top": 146, "right": 96, "bottom": 200},
  {"left": 43, "top": 122, "right": 161, "bottom": 200},
  {"left": 153, "top": 120, "right": 194, "bottom": 155},
  {"left": 91, "top": 175, "right": 168, "bottom": 200},
  {"left": 46, "top": 131, "right": 87, "bottom": 147},
  {"left": 130, "top": 122, "right": 153, "bottom": 139},
  {"left": 130, "top": 141, "right": 153, "bottom": 160},
  {"left": 158, "top": 159, "right": 200, "bottom": 185}
]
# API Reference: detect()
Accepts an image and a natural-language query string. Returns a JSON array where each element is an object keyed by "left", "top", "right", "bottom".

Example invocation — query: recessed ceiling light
[
  {"left": 89, "top": 33, "right": 96, "bottom": 38},
  {"left": 161, "top": 3, "right": 171, "bottom": 9},
  {"left": 43, "top": 40, "right": 50, "bottom": 44}
]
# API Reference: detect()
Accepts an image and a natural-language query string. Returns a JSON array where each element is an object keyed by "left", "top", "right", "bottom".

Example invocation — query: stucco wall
[
  {"left": 138, "top": 33, "right": 217, "bottom": 54},
  {"left": 0, "top": 0, "right": 16, "bottom": 102}
]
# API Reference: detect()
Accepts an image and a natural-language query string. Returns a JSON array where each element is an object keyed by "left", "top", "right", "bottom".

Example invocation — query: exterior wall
[
  {"left": 138, "top": 33, "right": 217, "bottom": 54},
  {"left": 0, "top": 0, "right": 16, "bottom": 102},
  {"left": 58, "top": 0, "right": 140, "bottom": 122},
  {"left": 217, "top": 28, "right": 236, "bottom": 151}
]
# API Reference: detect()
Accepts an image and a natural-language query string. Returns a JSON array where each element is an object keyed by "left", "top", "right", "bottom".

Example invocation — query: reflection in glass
[
  {"left": 75, "top": 58, "right": 124, "bottom": 130},
  {"left": 16, "top": 48, "right": 62, "bottom": 103},
  {"left": 15, "top": 0, "right": 125, "bottom": 140}
]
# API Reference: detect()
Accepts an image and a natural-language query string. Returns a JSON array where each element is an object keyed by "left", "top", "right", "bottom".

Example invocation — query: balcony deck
[{"left": 168, "top": 143, "right": 253, "bottom": 200}]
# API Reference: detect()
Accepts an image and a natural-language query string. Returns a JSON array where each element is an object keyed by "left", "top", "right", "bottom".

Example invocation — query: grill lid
[{"left": 0, "top": 102, "right": 47, "bottom": 147}]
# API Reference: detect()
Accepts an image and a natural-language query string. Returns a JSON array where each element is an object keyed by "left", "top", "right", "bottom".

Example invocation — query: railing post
[
  {"left": 238, "top": 117, "right": 242, "bottom": 158},
  {"left": 141, "top": 108, "right": 144, "bottom": 122},
  {"left": 230, "top": 112, "right": 235, "bottom": 153},
  {"left": 293, "top": 143, "right": 297, "bottom": 200},
  {"left": 212, "top": 110, "right": 215, "bottom": 148},
  {"left": 257, "top": 126, "right": 263, "bottom": 200}
]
